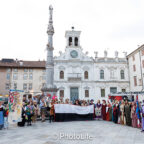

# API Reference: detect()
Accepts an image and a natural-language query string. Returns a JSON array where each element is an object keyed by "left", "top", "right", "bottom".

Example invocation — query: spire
[{"left": 47, "top": 5, "right": 54, "bottom": 35}]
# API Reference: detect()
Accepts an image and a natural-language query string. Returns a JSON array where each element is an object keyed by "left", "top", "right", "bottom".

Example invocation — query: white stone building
[
  {"left": 127, "top": 44, "right": 144, "bottom": 92},
  {"left": 54, "top": 29, "right": 130, "bottom": 102},
  {"left": 0, "top": 28, "right": 130, "bottom": 102}
]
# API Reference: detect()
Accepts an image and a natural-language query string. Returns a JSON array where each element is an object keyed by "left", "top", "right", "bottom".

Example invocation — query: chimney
[{"left": 19, "top": 61, "right": 23, "bottom": 66}]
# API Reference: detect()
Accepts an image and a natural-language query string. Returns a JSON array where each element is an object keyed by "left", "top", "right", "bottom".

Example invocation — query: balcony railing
[{"left": 68, "top": 73, "right": 82, "bottom": 81}]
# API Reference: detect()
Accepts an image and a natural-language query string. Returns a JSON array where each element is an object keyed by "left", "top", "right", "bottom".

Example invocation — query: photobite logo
[{"left": 55, "top": 133, "right": 93, "bottom": 140}]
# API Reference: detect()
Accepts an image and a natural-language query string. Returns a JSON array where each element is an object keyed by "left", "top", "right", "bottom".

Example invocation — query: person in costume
[
  {"left": 25, "top": 102, "right": 34, "bottom": 126},
  {"left": 102, "top": 100, "right": 107, "bottom": 120},
  {"left": 40, "top": 98, "right": 47, "bottom": 122},
  {"left": 49, "top": 99, "right": 55, "bottom": 123},
  {"left": 120, "top": 100, "right": 126, "bottom": 125},
  {"left": 0, "top": 101, "right": 4, "bottom": 130},
  {"left": 124, "top": 100, "right": 131, "bottom": 126},
  {"left": 32, "top": 101, "right": 39, "bottom": 123},
  {"left": 111, "top": 101, "right": 115, "bottom": 122},
  {"left": 136, "top": 101, "right": 141, "bottom": 128},
  {"left": 95, "top": 100, "right": 102, "bottom": 120},
  {"left": 113, "top": 101, "right": 119, "bottom": 124},
  {"left": 17, "top": 102, "right": 26, "bottom": 127},
  {"left": 131, "top": 102, "right": 137, "bottom": 128},
  {"left": 141, "top": 100, "right": 144, "bottom": 132},
  {"left": 3, "top": 104, "right": 9, "bottom": 129},
  {"left": 106, "top": 100, "right": 112, "bottom": 121}
]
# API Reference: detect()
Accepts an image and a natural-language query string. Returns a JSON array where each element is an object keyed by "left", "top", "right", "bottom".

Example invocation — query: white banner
[{"left": 54, "top": 104, "right": 94, "bottom": 114}]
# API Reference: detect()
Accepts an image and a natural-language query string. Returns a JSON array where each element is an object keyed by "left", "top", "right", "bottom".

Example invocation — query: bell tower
[{"left": 65, "top": 27, "right": 81, "bottom": 48}]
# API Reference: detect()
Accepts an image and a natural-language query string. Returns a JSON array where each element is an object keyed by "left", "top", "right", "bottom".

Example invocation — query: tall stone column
[{"left": 41, "top": 5, "right": 58, "bottom": 97}]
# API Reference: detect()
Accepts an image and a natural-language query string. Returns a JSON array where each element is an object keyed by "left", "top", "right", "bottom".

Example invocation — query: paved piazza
[{"left": 0, "top": 121, "right": 144, "bottom": 144}]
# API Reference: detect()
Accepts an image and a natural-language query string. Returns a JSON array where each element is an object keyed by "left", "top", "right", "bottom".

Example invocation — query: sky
[{"left": 0, "top": 0, "right": 144, "bottom": 60}]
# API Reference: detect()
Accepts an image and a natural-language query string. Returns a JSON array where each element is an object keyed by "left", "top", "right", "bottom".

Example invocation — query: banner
[
  {"left": 8, "top": 89, "right": 23, "bottom": 124},
  {"left": 54, "top": 104, "right": 94, "bottom": 121}
]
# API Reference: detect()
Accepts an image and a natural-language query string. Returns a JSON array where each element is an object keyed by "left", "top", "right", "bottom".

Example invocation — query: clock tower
[{"left": 65, "top": 27, "right": 81, "bottom": 59}]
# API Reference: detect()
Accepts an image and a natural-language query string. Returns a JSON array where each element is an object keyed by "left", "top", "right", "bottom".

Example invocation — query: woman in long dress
[
  {"left": 124, "top": 100, "right": 131, "bottom": 126},
  {"left": 102, "top": 100, "right": 107, "bottom": 120},
  {"left": 113, "top": 101, "right": 119, "bottom": 124},
  {"left": 131, "top": 102, "right": 137, "bottom": 128},
  {"left": 120, "top": 100, "right": 126, "bottom": 125},
  {"left": 106, "top": 100, "right": 112, "bottom": 121},
  {"left": 95, "top": 100, "right": 102, "bottom": 120}
]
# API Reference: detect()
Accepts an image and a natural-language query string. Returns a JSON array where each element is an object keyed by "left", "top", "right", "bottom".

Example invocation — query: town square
[{"left": 0, "top": 0, "right": 144, "bottom": 144}]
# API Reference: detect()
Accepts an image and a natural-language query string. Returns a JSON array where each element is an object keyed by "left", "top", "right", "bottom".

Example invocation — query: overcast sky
[{"left": 0, "top": 0, "right": 144, "bottom": 60}]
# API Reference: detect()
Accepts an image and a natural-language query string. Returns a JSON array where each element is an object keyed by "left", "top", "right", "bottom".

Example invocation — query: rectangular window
[
  {"left": 13, "top": 73, "right": 18, "bottom": 80},
  {"left": 139, "top": 79, "right": 142, "bottom": 86},
  {"left": 14, "top": 83, "right": 17, "bottom": 90},
  {"left": 141, "top": 49, "right": 144, "bottom": 56},
  {"left": 29, "top": 69, "right": 33, "bottom": 72},
  {"left": 24, "top": 69, "right": 28, "bottom": 72},
  {"left": 23, "top": 73, "right": 28, "bottom": 80},
  {"left": 101, "top": 89, "right": 105, "bottom": 97},
  {"left": 23, "top": 83, "right": 27, "bottom": 90},
  {"left": 7, "top": 68, "right": 11, "bottom": 72},
  {"left": 29, "top": 83, "right": 32, "bottom": 90},
  {"left": 5, "top": 83, "right": 10, "bottom": 90},
  {"left": 60, "top": 90, "right": 64, "bottom": 97},
  {"left": 133, "top": 65, "right": 136, "bottom": 71},
  {"left": 14, "top": 69, "right": 18, "bottom": 72},
  {"left": 6, "top": 73, "right": 10, "bottom": 80},
  {"left": 142, "top": 60, "right": 144, "bottom": 68},
  {"left": 132, "top": 55, "right": 135, "bottom": 61},
  {"left": 29, "top": 73, "right": 33, "bottom": 80},
  {"left": 85, "top": 90, "right": 89, "bottom": 97},
  {"left": 110, "top": 87, "right": 117, "bottom": 94},
  {"left": 134, "top": 76, "right": 137, "bottom": 86},
  {"left": 122, "top": 89, "right": 126, "bottom": 92},
  {"left": 100, "top": 70, "right": 104, "bottom": 79}
]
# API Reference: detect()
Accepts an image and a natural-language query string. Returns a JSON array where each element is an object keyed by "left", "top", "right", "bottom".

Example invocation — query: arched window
[
  {"left": 120, "top": 70, "right": 125, "bottom": 79},
  {"left": 60, "top": 71, "right": 64, "bottom": 79},
  {"left": 84, "top": 71, "right": 88, "bottom": 79},
  {"left": 100, "top": 70, "right": 104, "bottom": 79},
  {"left": 60, "top": 90, "right": 64, "bottom": 98},
  {"left": 75, "top": 37, "right": 78, "bottom": 46},
  {"left": 69, "top": 37, "right": 72, "bottom": 46}
]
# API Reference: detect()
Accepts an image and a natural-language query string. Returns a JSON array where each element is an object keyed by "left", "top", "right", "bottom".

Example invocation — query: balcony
[{"left": 68, "top": 73, "right": 82, "bottom": 81}]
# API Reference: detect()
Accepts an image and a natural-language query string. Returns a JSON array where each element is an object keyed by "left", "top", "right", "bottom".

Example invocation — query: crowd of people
[
  {"left": 93, "top": 99, "right": 144, "bottom": 132},
  {"left": 0, "top": 95, "right": 144, "bottom": 132}
]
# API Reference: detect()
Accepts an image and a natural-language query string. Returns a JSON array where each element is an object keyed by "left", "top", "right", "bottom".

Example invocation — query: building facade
[
  {"left": 127, "top": 44, "right": 144, "bottom": 92},
  {"left": 0, "top": 29, "right": 130, "bottom": 101},
  {"left": 54, "top": 29, "right": 130, "bottom": 102},
  {"left": 0, "top": 59, "right": 46, "bottom": 97}
]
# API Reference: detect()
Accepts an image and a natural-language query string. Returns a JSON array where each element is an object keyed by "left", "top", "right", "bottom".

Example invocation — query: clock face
[{"left": 70, "top": 50, "right": 78, "bottom": 58}]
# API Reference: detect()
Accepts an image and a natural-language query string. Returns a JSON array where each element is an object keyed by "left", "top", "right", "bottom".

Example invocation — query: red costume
[{"left": 102, "top": 104, "right": 107, "bottom": 120}]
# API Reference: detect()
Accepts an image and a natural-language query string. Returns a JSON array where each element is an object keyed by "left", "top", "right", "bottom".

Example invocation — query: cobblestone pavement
[{"left": 0, "top": 120, "right": 144, "bottom": 144}]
